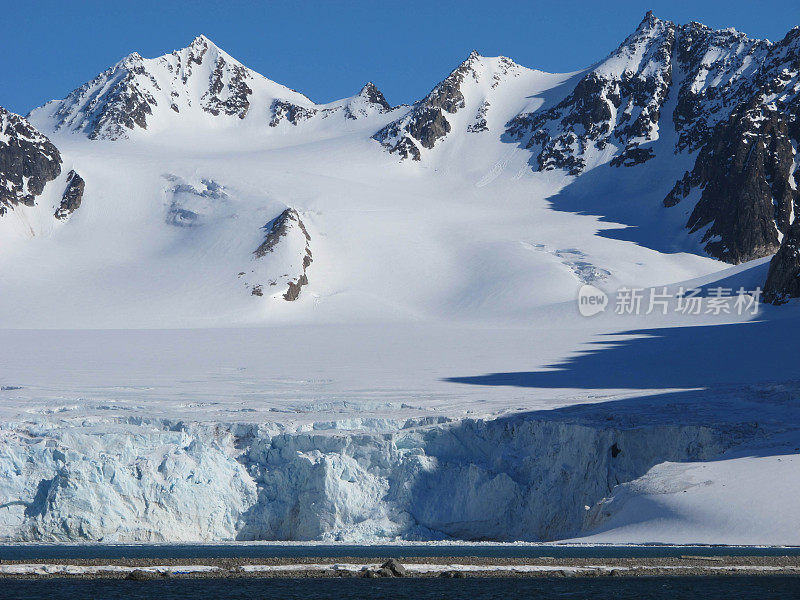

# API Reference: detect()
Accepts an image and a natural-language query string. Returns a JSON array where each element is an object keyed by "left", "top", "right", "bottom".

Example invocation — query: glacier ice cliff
[{"left": 0, "top": 386, "right": 791, "bottom": 543}]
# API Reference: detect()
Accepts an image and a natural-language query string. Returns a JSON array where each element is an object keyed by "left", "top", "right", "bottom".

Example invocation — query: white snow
[{"left": 1, "top": 35, "right": 799, "bottom": 545}]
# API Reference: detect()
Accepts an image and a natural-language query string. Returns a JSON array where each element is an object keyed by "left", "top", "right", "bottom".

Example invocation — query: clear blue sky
[{"left": 2, "top": 0, "right": 799, "bottom": 115}]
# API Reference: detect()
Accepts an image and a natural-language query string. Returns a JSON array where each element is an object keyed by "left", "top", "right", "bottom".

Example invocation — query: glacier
[
  {"left": 1, "top": 17, "right": 800, "bottom": 546},
  {"left": 1, "top": 383, "right": 796, "bottom": 544}
]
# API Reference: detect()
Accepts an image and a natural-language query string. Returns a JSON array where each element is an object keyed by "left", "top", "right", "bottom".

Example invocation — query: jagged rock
[
  {"left": 661, "top": 24, "right": 800, "bottom": 263},
  {"left": 439, "top": 570, "right": 467, "bottom": 578},
  {"left": 252, "top": 208, "right": 312, "bottom": 301},
  {"left": 504, "top": 12, "right": 800, "bottom": 263},
  {"left": 664, "top": 103, "right": 798, "bottom": 263},
  {"left": 126, "top": 569, "right": 158, "bottom": 581},
  {"left": 0, "top": 106, "right": 62, "bottom": 212},
  {"left": 671, "top": 23, "right": 771, "bottom": 153},
  {"left": 269, "top": 100, "right": 318, "bottom": 127},
  {"left": 467, "top": 101, "right": 490, "bottom": 133},
  {"left": 507, "top": 12, "right": 676, "bottom": 174},
  {"left": 203, "top": 43, "right": 253, "bottom": 118},
  {"left": 343, "top": 83, "right": 392, "bottom": 120},
  {"left": 374, "top": 52, "right": 521, "bottom": 159},
  {"left": 50, "top": 52, "right": 157, "bottom": 140},
  {"left": 380, "top": 559, "right": 407, "bottom": 577},
  {"left": 254, "top": 208, "right": 307, "bottom": 257},
  {"left": 54, "top": 170, "right": 85, "bottom": 220},
  {"left": 764, "top": 221, "right": 800, "bottom": 304},
  {"left": 283, "top": 274, "right": 308, "bottom": 301},
  {"left": 506, "top": 12, "right": 778, "bottom": 176},
  {"left": 360, "top": 568, "right": 380, "bottom": 578},
  {"left": 30, "top": 35, "right": 298, "bottom": 140}
]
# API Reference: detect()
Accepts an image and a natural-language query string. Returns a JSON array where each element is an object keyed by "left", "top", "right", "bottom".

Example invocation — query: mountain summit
[
  {"left": 28, "top": 36, "right": 394, "bottom": 140},
  {"left": 2, "top": 14, "right": 800, "bottom": 320}
]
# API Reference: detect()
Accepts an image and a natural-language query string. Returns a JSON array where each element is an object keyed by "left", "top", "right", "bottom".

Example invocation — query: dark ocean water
[
  {"left": 1, "top": 576, "right": 799, "bottom": 600},
  {"left": 0, "top": 544, "right": 798, "bottom": 560}
]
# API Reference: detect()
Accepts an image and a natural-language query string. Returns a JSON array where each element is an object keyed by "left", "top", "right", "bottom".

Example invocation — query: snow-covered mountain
[
  {"left": 29, "top": 35, "right": 395, "bottom": 140},
  {"left": 2, "top": 19, "right": 800, "bottom": 544},
  {"left": 0, "top": 19, "right": 797, "bottom": 315},
  {"left": 507, "top": 12, "right": 800, "bottom": 265},
  {"left": 0, "top": 106, "right": 62, "bottom": 212},
  {"left": 373, "top": 51, "right": 543, "bottom": 160}
]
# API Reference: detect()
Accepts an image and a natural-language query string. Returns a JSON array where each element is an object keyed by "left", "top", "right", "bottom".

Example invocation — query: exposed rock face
[
  {"left": 0, "top": 106, "right": 62, "bottom": 213},
  {"left": 269, "top": 100, "right": 318, "bottom": 127},
  {"left": 342, "top": 83, "right": 392, "bottom": 120},
  {"left": 374, "top": 52, "right": 521, "bottom": 159},
  {"left": 269, "top": 82, "right": 393, "bottom": 127},
  {"left": 670, "top": 23, "right": 769, "bottom": 154},
  {"left": 506, "top": 13, "right": 800, "bottom": 264},
  {"left": 507, "top": 13, "right": 770, "bottom": 176},
  {"left": 54, "top": 170, "right": 85, "bottom": 220},
  {"left": 664, "top": 26, "right": 800, "bottom": 263},
  {"left": 664, "top": 103, "right": 798, "bottom": 262},
  {"left": 467, "top": 101, "right": 490, "bottom": 133},
  {"left": 507, "top": 12, "right": 676, "bottom": 174},
  {"left": 31, "top": 36, "right": 288, "bottom": 140},
  {"left": 253, "top": 208, "right": 312, "bottom": 301},
  {"left": 764, "top": 220, "right": 800, "bottom": 304},
  {"left": 373, "top": 48, "right": 472, "bottom": 156},
  {"left": 48, "top": 52, "right": 159, "bottom": 140}
]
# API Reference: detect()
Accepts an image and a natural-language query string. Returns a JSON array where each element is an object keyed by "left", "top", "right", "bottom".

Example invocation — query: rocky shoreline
[{"left": 0, "top": 556, "right": 798, "bottom": 579}]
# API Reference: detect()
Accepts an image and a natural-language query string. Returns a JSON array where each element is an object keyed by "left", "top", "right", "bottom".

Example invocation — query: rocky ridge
[
  {"left": 0, "top": 106, "right": 62, "bottom": 215},
  {"left": 251, "top": 208, "right": 312, "bottom": 301},
  {"left": 373, "top": 51, "right": 524, "bottom": 160}
]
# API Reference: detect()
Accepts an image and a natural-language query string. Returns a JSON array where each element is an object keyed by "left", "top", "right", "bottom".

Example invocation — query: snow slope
[{"left": 0, "top": 30, "right": 799, "bottom": 543}]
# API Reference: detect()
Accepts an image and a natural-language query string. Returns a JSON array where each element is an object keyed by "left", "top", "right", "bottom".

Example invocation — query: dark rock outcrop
[
  {"left": 663, "top": 24, "right": 800, "bottom": 263},
  {"left": 54, "top": 170, "right": 85, "bottom": 220},
  {"left": 506, "top": 14, "right": 770, "bottom": 176},
  {"left": 204, "top": 57, "right": 253, "bottom": 119},
  {"left": 358, "top": 82, "right": 391, "bottom": 112},
  {"left": 51, "top": 53, "right": 158, "bottom": 140},
  {"left": 380, "top": 559, "right": 407, "bottom": 577},
  {"left": 506, "top": 13, "right": 800, "bottom": 264},
  {"left": 125, "top": 569, "right": 159, "bottom": 581},
  {"left": 253, "top": 208, "right": 312, "bottom": 301},
  {"left": 507, "top": 12, "right": 676, "bottom": 175},
  {"left": 269, "top": 100, "right": 317, "bottom": 127},
  {"left": 664, "top": 103, "right": 798, "bottom": 262},
  {"left": 343, "top": 82, "right": 392, "bottom": 120},
  {"left": 764, "top": 220, "right": 800, "bottom": 304},
  {"left": 467, "top": 101, "right": 490, "bottom": 133},
  {"left": 373, "top": 51, "right": 482, "bottom": 159},
  {"left": 39, "top": 36, "right": 258, "bottom": 140},
  {"left": 0, "top": 106, "right": 62, "bottom": 213}
]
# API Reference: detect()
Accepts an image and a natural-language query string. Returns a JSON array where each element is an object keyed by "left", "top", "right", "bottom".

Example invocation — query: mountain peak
[
  {"left": 186, "top": 34, "right": 218, "bottom": 50},
  {"left": 116, "top": 52, "right": 143, "bottom": 69},
  {"left": 639, "top": 10, "right": 663, "bottom": 28},
  {"left": 630, "top": 10, "right": 673, "bottom": 38},
  {"left": 355, "top": 82, "right": 392, "bottom": 112}
]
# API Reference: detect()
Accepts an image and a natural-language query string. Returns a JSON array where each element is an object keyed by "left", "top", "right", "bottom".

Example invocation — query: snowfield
[{"left": 1, "top": 32, "right": 799, "bottom": 544}]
